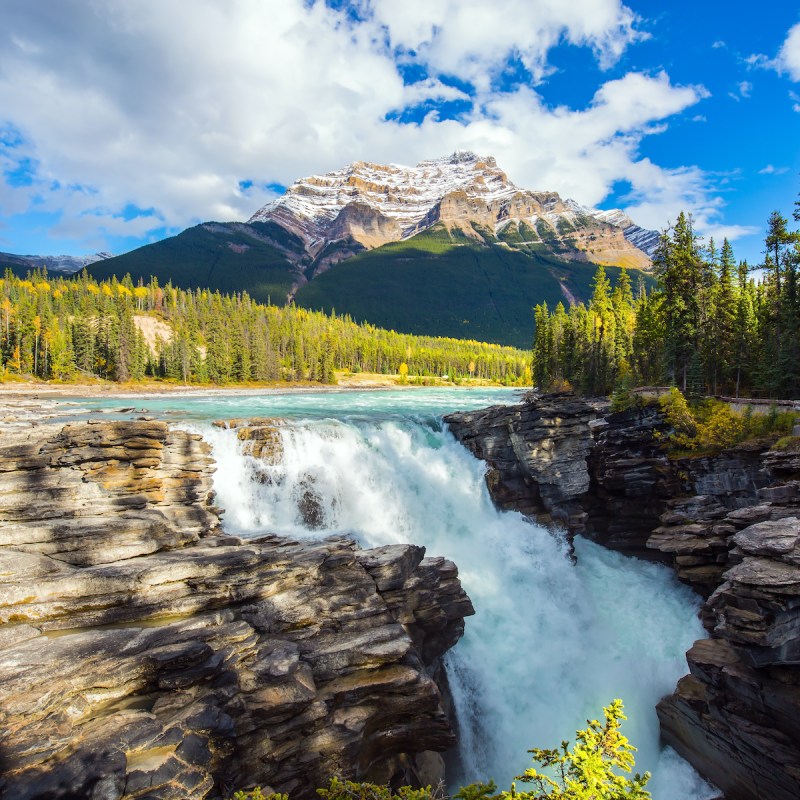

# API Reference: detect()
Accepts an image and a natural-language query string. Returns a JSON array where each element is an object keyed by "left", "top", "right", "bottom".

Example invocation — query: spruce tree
[
  {"left": 765, "top": 211, "right": 798, "bottom": 293},
  {"left": 588, "top": 265, "right": 615, "bottom": 394},
  {"left": 654, "top": 213, "right": 703, "bottom": 391},
  {"left": 532, "top": 302, "right": 552, "bottom": 389}
]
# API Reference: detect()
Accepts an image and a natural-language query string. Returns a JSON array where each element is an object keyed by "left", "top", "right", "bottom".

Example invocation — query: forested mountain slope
[
  {"left": 294, "top": 225, "right": 651, "bottom": 349},
  {"left": 87, "top": 152, "right": 657, "bottom": 347}
]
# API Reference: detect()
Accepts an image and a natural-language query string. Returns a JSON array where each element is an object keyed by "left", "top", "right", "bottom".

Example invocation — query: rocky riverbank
[
  {"left": 0, "top": 418, "right": 473, "bottom": 799},
  {"left": 445, "top": 393, "right": 800, "bottom": 800}
]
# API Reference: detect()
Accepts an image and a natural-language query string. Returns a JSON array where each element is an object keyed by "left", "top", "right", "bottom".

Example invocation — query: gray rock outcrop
[
  {"left": 444, "top": 393, "right": 595, "bottom": 532},
  {"left": 656, "top": 447, "right": 800, "bottom": 800}
]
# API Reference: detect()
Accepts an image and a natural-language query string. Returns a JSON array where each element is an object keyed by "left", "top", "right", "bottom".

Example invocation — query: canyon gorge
[{"left": 1, "top": 388, "right": 797, "bottom": 799}]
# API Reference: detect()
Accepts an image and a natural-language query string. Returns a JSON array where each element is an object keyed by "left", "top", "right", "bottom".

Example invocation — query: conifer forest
[
  {"left": 532, "top": 198, "right": 800, "bottom": 399},
  {"left": 0, "top": 271, "right": 532, "bottom": 385}
]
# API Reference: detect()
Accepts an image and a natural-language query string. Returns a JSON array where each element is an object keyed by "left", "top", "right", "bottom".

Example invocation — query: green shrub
[
  {"left": 233, "top": 701, "right": 649, "bottom": 800},
  {"left": 457, "top": 700, "right": 650, "bottom": 800},
  {"left": 694, "top": 403, "right": 744, "bottom": 450},
  {"left": 657, "top": 389, "right": 794, "bottom": 453},
  {"left": 610, "top": 383, "right": 644, "bottom": 413},
  {"left": 658, "top": 387, "right": 696, "bottom": 447},
  {"left": 233, "top": 790, "right": 288, "bottom": 800},
  {"left": 317, "top": 777, "right": 439, "bottom": 800},
  {"left": 772, "top": 435, "right": 800, "bottom": 451},
  {"left": 742, "top": 407, "right": 796, "bottom": 439}
]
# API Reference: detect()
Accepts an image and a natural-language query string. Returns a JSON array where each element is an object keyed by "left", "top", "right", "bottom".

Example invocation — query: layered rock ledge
[
  {"left": 445, "top": 394, "right": 800, "bottom": 800},
  {"left": 444, "top": 393, "right": 594, "bottom": 532},
  {"left": 0, "top": 419, "right": 473, "bottom": 799}
]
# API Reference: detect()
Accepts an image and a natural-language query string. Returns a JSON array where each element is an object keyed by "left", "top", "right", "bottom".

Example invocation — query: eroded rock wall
[
  {"left": 0, "top": 420, "right": 473, "bottom": 799},
  {"left": 444, "top": 393, "right": 595, "bottom": 531},
  {"left": 656, "top": 449, "right": 800, "bottom": 800}
]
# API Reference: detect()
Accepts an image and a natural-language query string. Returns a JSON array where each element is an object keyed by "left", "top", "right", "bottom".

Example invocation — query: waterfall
[{"left": 201, "top": 415, "right": 716, "bottom": 799}]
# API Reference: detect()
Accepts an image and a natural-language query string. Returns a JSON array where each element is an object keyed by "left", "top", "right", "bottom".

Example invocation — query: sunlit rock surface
[
  {"left": 0, "top": 420, "right": 472, "bottom": 799},
  {"left": 444, "top": 392, "right": 595, "bottom": 532}
]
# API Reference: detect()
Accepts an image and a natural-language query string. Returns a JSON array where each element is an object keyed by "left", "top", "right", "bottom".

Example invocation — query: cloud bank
[{"left": 0, "top": 0, "right": 718, "bottom": 251}]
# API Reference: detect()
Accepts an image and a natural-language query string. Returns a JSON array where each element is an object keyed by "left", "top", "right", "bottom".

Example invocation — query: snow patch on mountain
[
  {"left": 250, "top": 152, "right": 518, "bottom": 241},
  {"left": 583, "top": 208, "right": 660, "bottom": 258},
  {"left": 565, "top": 202, "right": 660, "bottom": 258},
  {"left": 0, "top": 251, "right": 114, "bottom": 274}
]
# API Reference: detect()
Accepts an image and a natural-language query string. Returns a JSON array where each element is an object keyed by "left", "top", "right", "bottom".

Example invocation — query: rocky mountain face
[
  {"left": 0, "top": 417, "right": 472, "bottom": 799},
  {"left": 250, "top": 152, "right": 657, "bottom": 273},
  {"left": 445, "top": 395, "right": 800, "bottom": 800}
]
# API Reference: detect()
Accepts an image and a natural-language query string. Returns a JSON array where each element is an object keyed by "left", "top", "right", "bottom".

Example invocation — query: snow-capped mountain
[
  {"left": 0, "top": 250, "right": 114, "bottom": 274},
  {"left": 250, "top": 151, "right": 658, "bottom": 269},
  {"left": 87, "top": 153, "right": 661, "bottom": 347},
  {"left": 580, "top": 207, "right": 660, "bottom": 258}
]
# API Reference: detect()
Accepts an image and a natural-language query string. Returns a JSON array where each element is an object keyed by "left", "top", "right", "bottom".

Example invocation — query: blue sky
[{"left": 0, "top": 0, "right": 798, "bottom": 265}]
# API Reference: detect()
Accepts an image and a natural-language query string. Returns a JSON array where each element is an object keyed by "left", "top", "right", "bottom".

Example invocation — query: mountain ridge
[
  {"left": 250, "top": 151, "right": 658, "bottom": 275},
  {"left": 0, "top": 250, "right": 113, "bottom": 274}
]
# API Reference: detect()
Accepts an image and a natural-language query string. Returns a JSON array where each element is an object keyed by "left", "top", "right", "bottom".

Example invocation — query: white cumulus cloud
[
  {"left": 0, "top": 0, "right": 717, "bottom": 252},
  {"left": 777, "top": 22, "right": 800, "bottom": 81},
  {"left": 366, "top": 0, "right": 643, "bottom": 88}
]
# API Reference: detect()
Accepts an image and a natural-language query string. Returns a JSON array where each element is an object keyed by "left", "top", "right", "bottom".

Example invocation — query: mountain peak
[
  {"left": 249, "top": 153, "right": 657, "bottom": 268},
  {"left": 249, "top": 151, "right": 517, "bottom": 240},
  {"left": 416, "top": 150, "right": 491, "bottom": 167}
]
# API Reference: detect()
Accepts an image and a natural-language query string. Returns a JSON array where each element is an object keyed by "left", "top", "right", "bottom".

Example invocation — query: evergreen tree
[
  {"left": 631, "top": 287, "right": 664, "bottom": 386},
  {"left": 708, "top": 238, "right": 737, "bottom": 393},
  {"left": 611, "top": 267, "right": 635, "bottom": 384},
  {"left": 732, "top": 261, "right": 755, "bottom": 397},
  {"left": 587, "top": 265, "right": 615, "bottom": 394},
  {"left": 532, "top": 302, "right": 552, "bottom": 389},
  {"left": 654, "top": 213, "right": 703, "bottom": 391},
  {"left": 0, "top": 271, "right": 532, "bottom": 387},
  {"left": 550, "top": 302, "right": 568, "bottom": 384},
  {"left": 764, "top": 210, "right": 798, "bottom": 293}
]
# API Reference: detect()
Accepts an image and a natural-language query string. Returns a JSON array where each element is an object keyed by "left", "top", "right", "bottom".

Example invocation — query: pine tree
[
  {"left": 632, "top": 287, "right": 664, "bottom": 386},
  {"left": 611, "top": 267, "right": 635, "bottom": 384},
  {"left": 588, "top": 265, "right": 615, "bottom": 394},
  {"left": 655, "top": 213, "right": 703, "bottom": 391},
  {"left": 777, "top": 264, "right": 800, "bottom": 397},
  {"left": 764, "top": 211, "right": 798, "bottom": 293},
  {"left": 550, "top": 301, "right": 568, "bottom": 384},
  {"left": 709, "top": 239, "right": 737, "bottom": 394},
  {"left": 532, "top": 302, "right": 552, "bottom": 389}
]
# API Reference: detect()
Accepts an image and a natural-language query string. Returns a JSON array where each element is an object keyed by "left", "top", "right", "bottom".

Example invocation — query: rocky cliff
[
  {"left": 0, "top": 419, "right": 472, "bottom": 799},
  {"left": 445, "top": 395, "right": 800, "bottom": 800},
  {"left": 443, "top": 393, "right": 595, "bottom": 533},
  {"left": 656, "top": 446, "right": 800, "bottom": 800}
]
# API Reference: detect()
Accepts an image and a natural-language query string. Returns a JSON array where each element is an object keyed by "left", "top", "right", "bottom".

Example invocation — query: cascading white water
[{"left": 201, "top": 415, "right": 717, "bottom": 799}]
